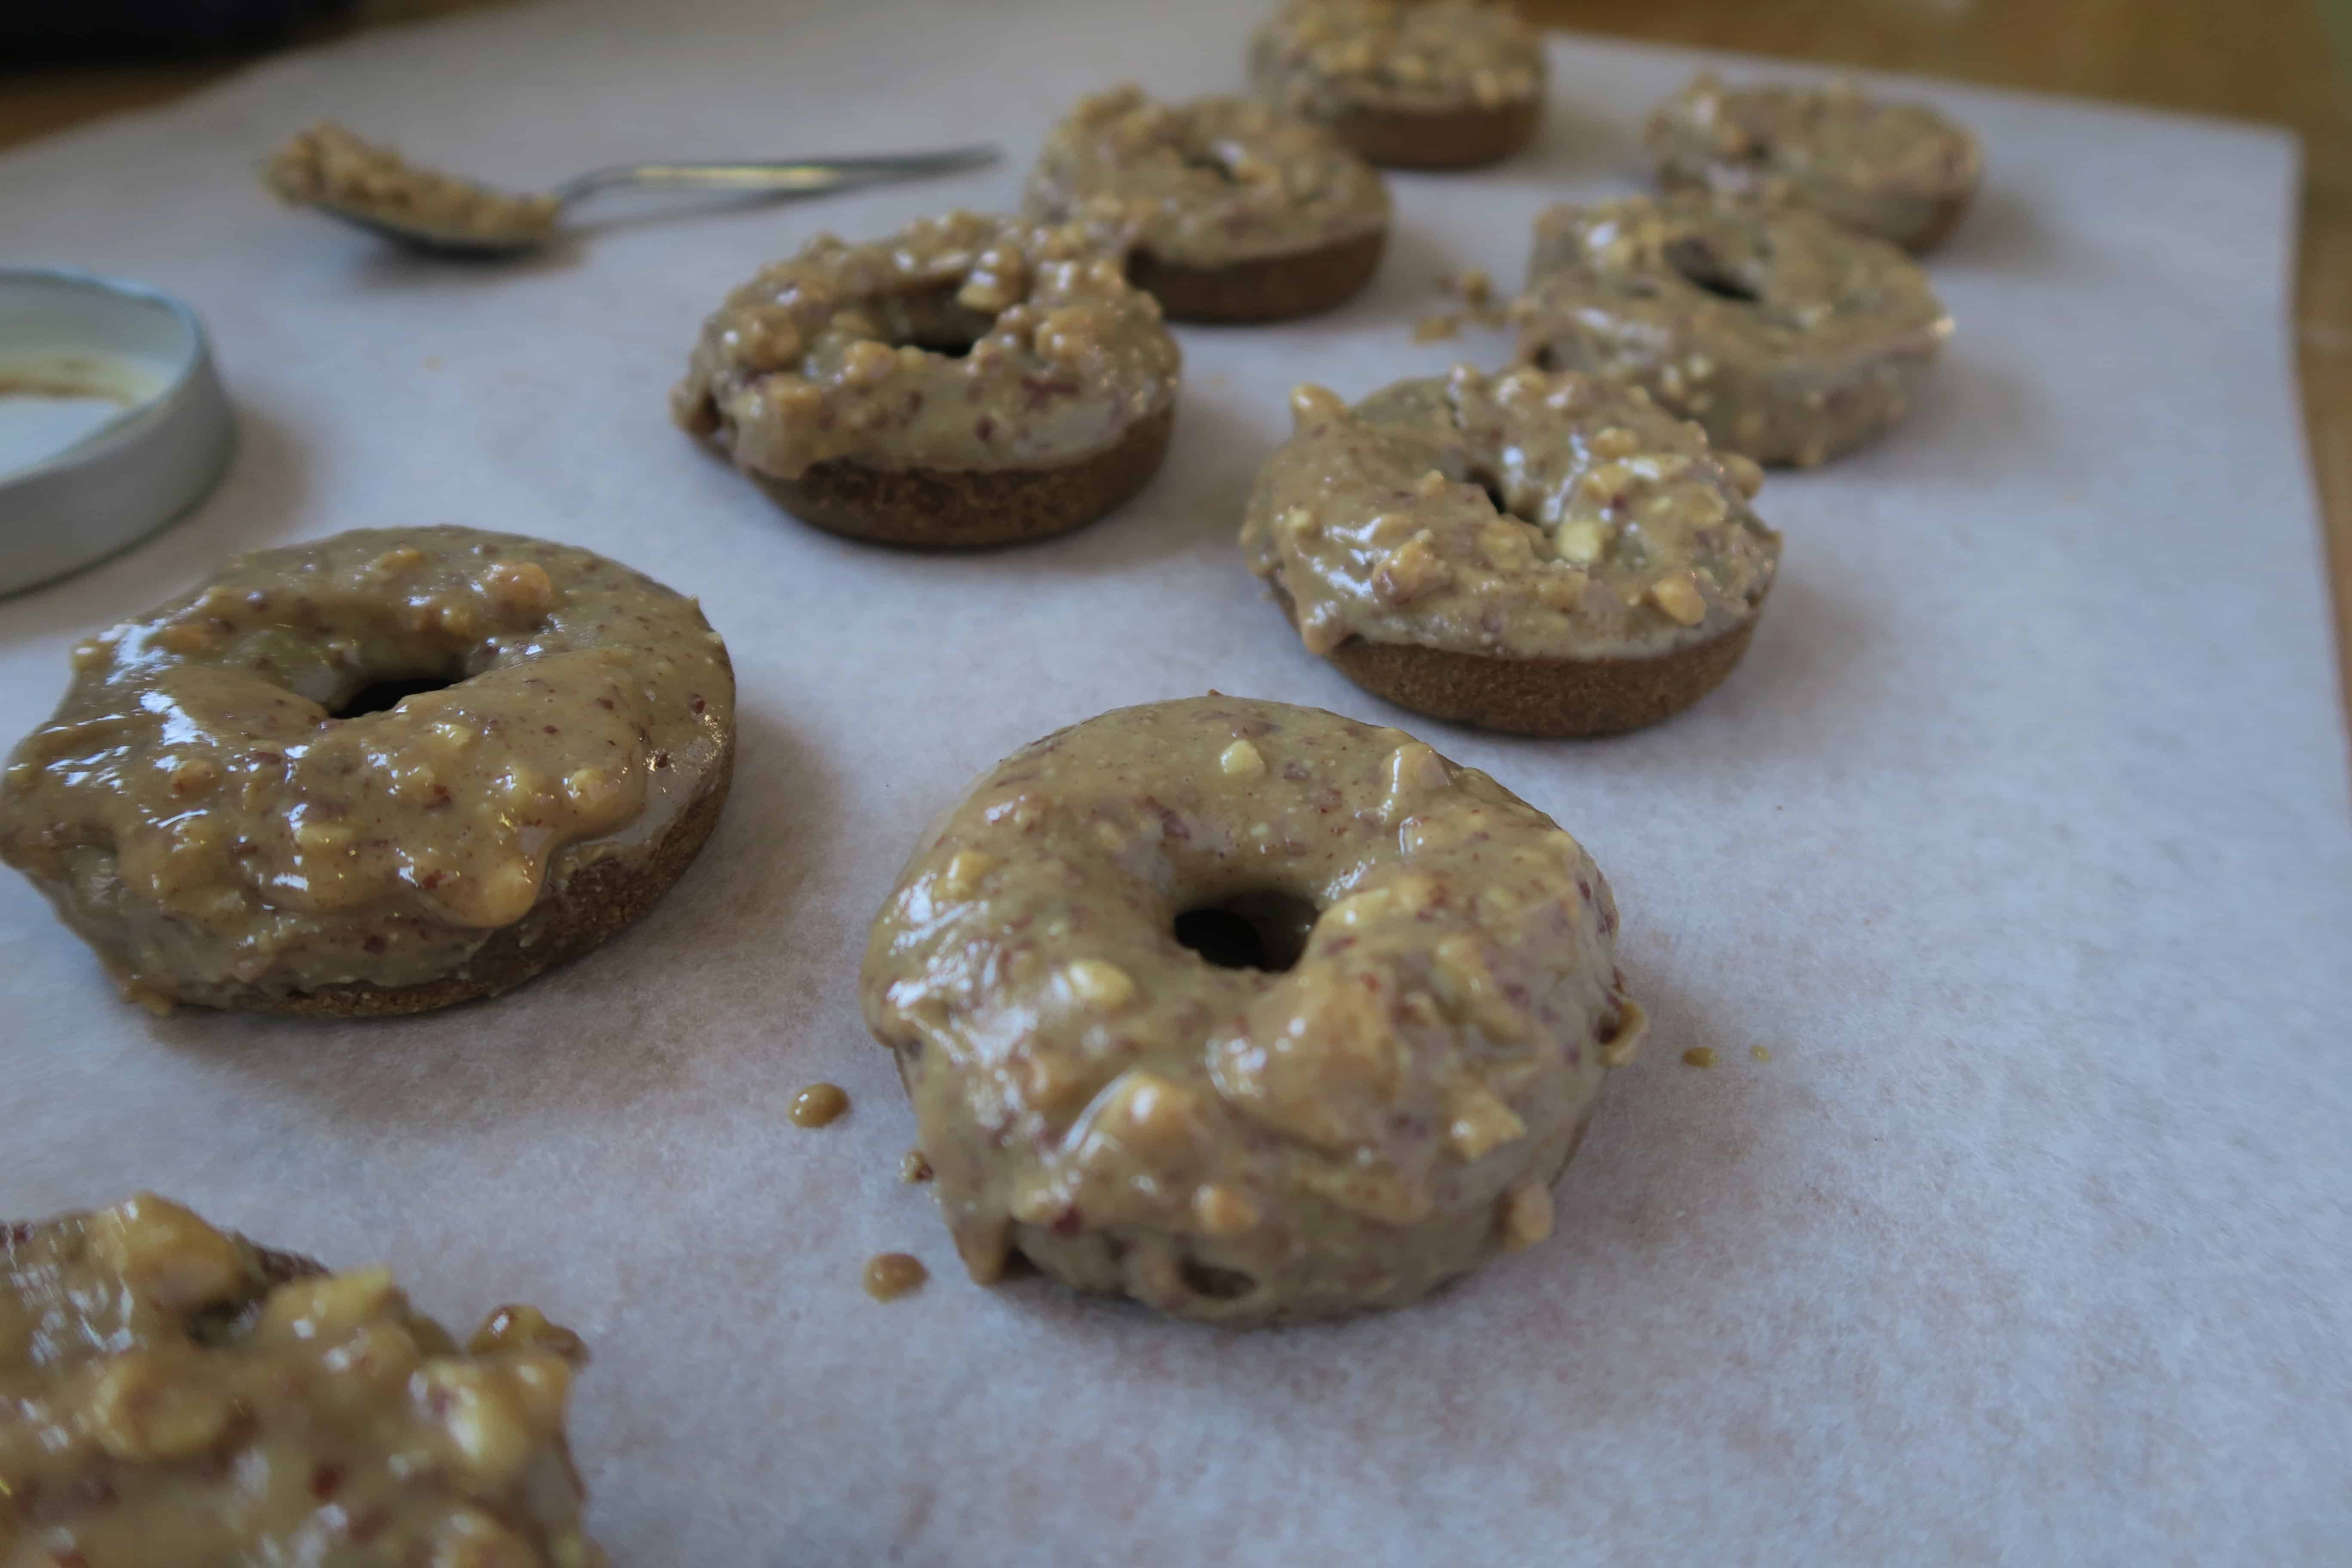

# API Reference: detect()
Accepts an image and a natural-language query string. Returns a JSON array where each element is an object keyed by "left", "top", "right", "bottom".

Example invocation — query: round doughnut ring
[
  {"left": 860, "top": 694, "right": 1645, "bottom": 1324},
  {"left": 1644, "top": 73, "right": 1983, "bottom": 253},
  {"left": 1513, "top": 193, "right": 1951, "bottom": 466},
  {"left": 1249, "top": 0, "right": 1547, "bottom": 171},
  {"left": 1024, "top": 85, "right": 1390, "bottom": 324},
  {"left": 1244, "top": 365, "right": 1782, "bottom": 736},
  {"left": 0, "top": 526, "right": 735, "bottom": 1015},
  {"left": 673, "top": 209, "right": 1182, "bottom": 548}
]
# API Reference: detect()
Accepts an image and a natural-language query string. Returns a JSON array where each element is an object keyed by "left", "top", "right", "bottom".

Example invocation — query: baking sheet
[{"left": 5, "top": 0, "right": 2350, "bottom": 1560}]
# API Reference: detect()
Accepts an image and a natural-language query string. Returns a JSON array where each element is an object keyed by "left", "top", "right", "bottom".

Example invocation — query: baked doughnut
[
  {"left": 673, "top": 211, "right": 1181, "bottom": 547},
  {"left": 3, "top": 1193, "right": 605, "bottom": 1564},
  {"left": 861, "top": 694, "right": 1645, "bottom": 1324},
  {"left": 1513, "top": 193, "right": 1950, "bottom": 466},
  {"left": 1023, "top": 86, "right": 1390, "bottom": 324},
  {"left": 0, "top": 526, "right": 735, "bottom": 1015},
  {"left": 1644, "top": 74, "right": 1983, "bottom": 253},
  {"left": 1249, "top": 0, "right": 1546, "bottom": 171},
  {"left": 1242, "top": 365, "right": 1780, "bottom": 736}
]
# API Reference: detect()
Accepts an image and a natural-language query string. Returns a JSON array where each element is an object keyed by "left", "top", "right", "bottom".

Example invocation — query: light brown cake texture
[
  {"left": 0, "top": 527, "right": 736, "bottom": 1016},
  {"left": 1321, "top": 95, "right": 1543, "bottom": 171},
  {"left": 754, "top": 405, "right": 1175, "bottom": 548},
  {"left": 1271, "top": 579, "right": 1761, "bottom": 737}
]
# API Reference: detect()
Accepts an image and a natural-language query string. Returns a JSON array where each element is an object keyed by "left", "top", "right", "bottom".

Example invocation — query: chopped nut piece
[
  {"left": 840, "top": 339, "right": 897, "bottom": 386},
  {"left": 937, "top": 849, "right": 998, "bottom": 898},
  {"left": 1191, "top": 1183, "right": 1263, "bottom": 1237},
  {"left": 1291, "top": 382, "right": 1350, "bottom": 425},
  {"left": 1556, "top": 520, "right": 1610, "bottom": 565},
  {"left": 1062, "top": 958, "right": 1137, "bottom": 1012},
  {"left": 1219, "top": 739, "right": 1268, "bottom": 778},
  {"left": 1447, "top": 1085, "right": 1530, "bottom": 1161},
  {"left": 156, "top": 621, "right": 216, "bottom": 655},
  {"left": 1648, "top": 573, "right": 1709, "bottom": 625},
  {"left": 1723, "top": 451, "right": 1766, "bottom": 497},
  {"left": 1589, "top": 425, "right": 1642, "bottom": 459},
  {"left": 1386, "top": 740, "right": 1452, "bottom": 795},
  {"left": 1682, "top": 1046, "right": 1719, "bottom": 1069},
  {"left": 1373, "top": 530, "right": 1452, "bottom": 603}
]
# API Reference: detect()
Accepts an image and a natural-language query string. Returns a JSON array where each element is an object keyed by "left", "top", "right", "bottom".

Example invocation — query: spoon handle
[{"left": 552, "top": 145, "right": 998, "bottom": 204}]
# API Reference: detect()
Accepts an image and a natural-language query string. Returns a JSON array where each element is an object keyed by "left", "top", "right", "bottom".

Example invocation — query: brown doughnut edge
[
  {"left": 200, "top": 737, "right": 735, "bottom": 1018},
  {"left": 747, "top": 403, "right": 1175, "bottom": 549},
  {"left": 1126, "top": 228, "right": 1387, "bottom": 325},
  {"left": 1268, "top": 580, "right": 1762, "bottom": 738},
  {"left": 1899, "top": 188, "right": 1978, "bottom": 254},
  {"left": 1328, "top": 97, "right": 1541, "bottom": 171}
]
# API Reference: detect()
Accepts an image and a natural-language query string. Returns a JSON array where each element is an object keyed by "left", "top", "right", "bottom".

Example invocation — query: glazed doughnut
[
  {"left": 673, "top": 210, "right": 1181, "bottom": 548},
  {"left": 3, "top": 1194, "right": 605, "bottom": 1564},
  {"left": 1023, "top": 86, "right": 1390, "bottom": 324},
  {"left": 0, "top": 526, "right": 735, "bottom": 1015},
  {"left": 1242, "top": 365, "right": 1780, "bottom": 736},
  {"left": 1513, "top": 193, "right": 1950, "bottom": 466},
  {"left": 1644, "top": 74, "right": 1983, "bottom": 253},
  {"left": 1249, "top": 0, "right": 1546, "bottom": 171},
  {"left": 861, "top": 694, "right": 1645, "bottom": 1324}
]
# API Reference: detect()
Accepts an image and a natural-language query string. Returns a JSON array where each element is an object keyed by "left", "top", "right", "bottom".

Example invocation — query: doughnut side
[
  {"left": 1327, "top": 97, "right": 1541, "bottom": 170},
  {"left": 1271, "top": 580, "right": 1764, "bottom": 737},
  {"left": 1127, "top": 228, "right": 1387, "bottom": 324},
  {"left": 751, "top": 402, "right": 1174, "bottom": 548},
  {"left": 211, "top": 737, "right": 734, "bottom": 1017},
  {"left": 1009, "top": 1104, "right": 1600, "bottom": 1324}
]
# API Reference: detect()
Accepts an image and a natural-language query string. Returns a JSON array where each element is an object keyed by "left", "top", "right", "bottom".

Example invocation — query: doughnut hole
[
  {"left": 869, "top": 280, "right": 998, "bottom": 359},
  {"left": 1172, "top": 888, "right": 1320, "bottom": 972},
  {"left": 332, "top": 665, "right": 465, "bottom": 718}
]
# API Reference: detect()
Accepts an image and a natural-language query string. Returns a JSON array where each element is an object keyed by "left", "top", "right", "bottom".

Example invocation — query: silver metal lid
[{"left": 0, "top": 267, "right": 234, "bottom": 597}]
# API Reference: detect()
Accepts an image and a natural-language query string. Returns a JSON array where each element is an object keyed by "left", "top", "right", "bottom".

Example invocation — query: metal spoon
[{"left": 299, "top": 145, "right": 1002, "bottom": 258}]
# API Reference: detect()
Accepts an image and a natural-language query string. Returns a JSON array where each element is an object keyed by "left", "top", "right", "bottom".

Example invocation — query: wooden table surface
[{"left": 5, "top": 0, "right": 2349, "bottom": 738}]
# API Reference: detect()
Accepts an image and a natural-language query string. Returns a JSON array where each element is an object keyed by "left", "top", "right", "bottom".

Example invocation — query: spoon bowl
[{"left": 292, "top": 144, "right": 1002, "bottom": 257}]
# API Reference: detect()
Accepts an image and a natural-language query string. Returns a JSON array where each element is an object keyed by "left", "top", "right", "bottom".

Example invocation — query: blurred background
[{"left": 5, "top": 0, "right": 2350, "bottom": 714}]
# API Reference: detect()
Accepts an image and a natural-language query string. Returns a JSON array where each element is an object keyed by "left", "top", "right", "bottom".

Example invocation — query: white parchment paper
[{"left": 4, "top": 0, "right": 2349, "bottom": 1560}]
